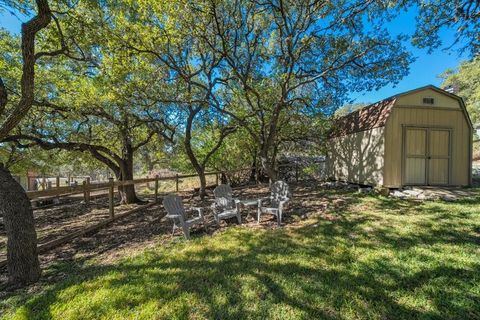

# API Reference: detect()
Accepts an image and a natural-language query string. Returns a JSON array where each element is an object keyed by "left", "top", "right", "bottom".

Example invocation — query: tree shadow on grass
[
  {"left": 4, "top": 184, "right": 480, "bottom": 319},
  {"left": 10, "top": 236, "right": 424, "bottom": 319}
]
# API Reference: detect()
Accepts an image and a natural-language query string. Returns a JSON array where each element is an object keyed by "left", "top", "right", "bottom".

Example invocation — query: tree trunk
[
  {"left": 118, "top": 184, "right": 139, "bottom": 204},
  {"left": 116, "top": 131, "right": 142, "bottom": 204},
  {"left": 259, "top": 147, "right": 277, "bottom": 182},
  {"left": 221, "top": 173, "right": 228, "bottom": 184},
  {"left": 0, "top": 164, "right": 40, "bottom": 285},
  {"left": 117, "top": 158, "right": 141, "bottom": 204},
  {"left": 184, "top": 106, "right": 208, "bottom": 199},
  {"left": 197, "top": 168, "right": 207, "bottom": 199},
  {"left": 249, "top": 152, "right": 258, "bottom": 183}
]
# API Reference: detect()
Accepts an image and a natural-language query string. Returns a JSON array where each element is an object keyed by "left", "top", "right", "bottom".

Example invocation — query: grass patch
[{"left": 2, "top": 189, "right": 480, "bottom": 319}]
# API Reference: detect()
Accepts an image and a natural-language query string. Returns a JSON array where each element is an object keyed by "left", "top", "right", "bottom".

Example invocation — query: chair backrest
[
  {"left": 214, "top": 184, "right": 233, "bottom": 199},
  {"left": 163, "top": 194, "right": 186, "bottom": 218},
  {"left": 214, "top": 196, "right": 236, "bottom": 211},
  {"left": 271, "top": 180, "right": 289, "bottom": 201}
]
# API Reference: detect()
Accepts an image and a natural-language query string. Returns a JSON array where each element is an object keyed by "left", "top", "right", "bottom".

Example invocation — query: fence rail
[
  {"left": 27, "top": 169, "right": 249, "bottom": 199},
  {"left": 27, "top": 163, "right": 325, "bottom": 202},
  {"left": 0, "top": 168, "right": 253, "bottom": 268},
  {"left": 0, "top": 164, "right": 324, "bottom": 268}
]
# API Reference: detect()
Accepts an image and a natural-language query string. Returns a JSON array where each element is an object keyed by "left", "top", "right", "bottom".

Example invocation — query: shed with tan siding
[{"left": 326, "top": 85, "right": 473, "bottom": 188}]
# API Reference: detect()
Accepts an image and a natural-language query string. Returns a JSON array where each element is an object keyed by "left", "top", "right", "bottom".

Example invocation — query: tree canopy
[
  {"left": 441, "top": 57, "right": 480, "bottom": 126},
  {"left": 1, "top": 0, "right": 477, "bottom": 187},
  {"left": 411, "top": 0, "right": 480, "bottom": 56}
]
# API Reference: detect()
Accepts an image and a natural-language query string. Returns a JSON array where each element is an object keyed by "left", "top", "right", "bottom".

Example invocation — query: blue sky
[
  {"left": 0, "top": 6, "right": 467, "bottom": 105},
  {"left": 0, "top": 8, "right": 22, "bottom": 33},
  {"left": 350, "top": 8, "right": 468, "bottom": 104}
]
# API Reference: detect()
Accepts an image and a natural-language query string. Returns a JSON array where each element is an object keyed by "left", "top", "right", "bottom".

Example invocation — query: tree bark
[
  {"left": 116, "top": 158, "right": 141, "bottom": 204},
  {"left": 249, "top": 152, "right": 258, "bottom": 182},
  {"left": 0, "top": 77, "right": 7, "bottom": 116},
  {"left": 197, "top": 167, "right": 207, "bottom": 198},
  {"left": 184, "top": 106, "right": 209, "bottom": 199},
  {"left": 116, "top": 130, "right": 142, "bottom": 204},
  {"left": 185, "top": 148, "right": 208, "bottom": 199},
  {"left": 259, "top": 146, "right": 277, "bottom": 182},
  {"left": 0, "top": 164, "right": 41, "bottom": 285},
  {"left": 0, "top": 0, "right": 52, "bottom": 287},
  {"left": 0, "top": 0, "right": 52, "bottom": 140}
]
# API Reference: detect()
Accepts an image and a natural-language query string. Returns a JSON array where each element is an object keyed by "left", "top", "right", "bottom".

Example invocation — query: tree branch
[
  {"left": 201, "top": 125, "right": 237, "bottom": 168},
  {"left": 0, "top": 77, "right": 7, "bottom": 116},
  {"left": 0, "top": 0, "right": 52, "bottom": 140}
]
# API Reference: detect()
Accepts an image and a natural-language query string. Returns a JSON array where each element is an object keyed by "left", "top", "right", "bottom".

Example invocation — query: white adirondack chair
[
  {"left": 163, "top": 194, "right": 206, "bottom": 240},
  {"left": 211, "top": 184, "right": 242, "bottom": 225},
  {"left": 257, "top": 180, "right": 290, "bottom": 225}
]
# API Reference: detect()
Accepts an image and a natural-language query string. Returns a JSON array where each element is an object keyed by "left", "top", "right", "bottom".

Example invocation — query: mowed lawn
[{"left": 2, "top": 190, "right": 480, "bottom": 320}]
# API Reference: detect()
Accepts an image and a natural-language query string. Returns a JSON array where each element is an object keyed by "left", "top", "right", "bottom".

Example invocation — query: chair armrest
[
  {"left": 191, "top": 207, "right": 204, "bottom": 218},
  {"left": 165, "top": 214, "right": 181, "bottom": 219},
  {"left": 258, "top": 196, "right": 271, "bottom": 206}
]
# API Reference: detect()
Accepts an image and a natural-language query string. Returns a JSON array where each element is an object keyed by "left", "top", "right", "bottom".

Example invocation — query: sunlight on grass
[{"left": 2, "top": 190, "right": 480, "bottom": 320}]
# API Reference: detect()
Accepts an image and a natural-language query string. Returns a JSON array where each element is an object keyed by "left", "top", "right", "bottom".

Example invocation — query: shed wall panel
[{"left": 327, "top": 127, "right": 385, "bottom": 186}]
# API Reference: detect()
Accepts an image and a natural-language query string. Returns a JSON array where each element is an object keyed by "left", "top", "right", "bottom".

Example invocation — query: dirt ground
[{"left": 0, "top": 181, "right": 348, "bottom": 292}]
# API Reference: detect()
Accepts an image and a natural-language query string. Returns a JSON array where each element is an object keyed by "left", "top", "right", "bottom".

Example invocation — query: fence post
[
  {"left": 56, "top": 176, "right": 60, "bottom": 188},
  {"left": 86, "top": 177, "right": 91, "bottom": 203},
  {"left": 42, "top": 175, "right": 47, "bottom": 190},
  {"left": 82, "top": 179, "right": 90, "bottom": 204},
  {"left": 176, "top": 174, "right": 179, "bottom": 192},
  {"left": 216, "top": 173, "right": 219, "bottom": 186},
  {"left": 109, "top": 177, "right": 115, "bottom": 219},
  {"left": 154, "top": 175, "right": 159, "bottom": 203}
]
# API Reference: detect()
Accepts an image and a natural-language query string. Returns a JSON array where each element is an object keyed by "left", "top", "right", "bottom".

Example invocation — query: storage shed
[{"left": 326, "top": 85, "right": 473, "bottom": 188}]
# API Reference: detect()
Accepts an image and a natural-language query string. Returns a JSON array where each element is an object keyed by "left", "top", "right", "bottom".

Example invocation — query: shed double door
[{"left": 404, "top": 127, "right": 451, "bottom": 185}]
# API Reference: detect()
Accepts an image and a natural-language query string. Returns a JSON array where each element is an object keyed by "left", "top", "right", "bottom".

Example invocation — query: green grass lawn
[{"left": 2, "top": 190, "right": 480, "bottom": 320}]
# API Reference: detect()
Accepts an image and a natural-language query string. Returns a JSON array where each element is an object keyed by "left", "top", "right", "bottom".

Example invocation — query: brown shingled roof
[{"left": 327, "top": 97, "right": 396, "bottom": 138}]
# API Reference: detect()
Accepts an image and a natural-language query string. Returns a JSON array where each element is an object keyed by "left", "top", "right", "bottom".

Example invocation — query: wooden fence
[
  {"left": 1, "top": 169, "right": 254, "bottom": 268},
  {"left": 1, "top": 163, "right": 325, "bottom": 268},
  {"left": 26, "top": 169, "right": 251, "bottom": 212}
]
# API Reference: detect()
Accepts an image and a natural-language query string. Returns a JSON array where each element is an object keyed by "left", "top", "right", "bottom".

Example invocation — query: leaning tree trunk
[
  {"left": 0, "top": 164, "right": 40, "bottom": 285},
  {"left": 184, "top": 106, "right": 208, "bottom": 199}
]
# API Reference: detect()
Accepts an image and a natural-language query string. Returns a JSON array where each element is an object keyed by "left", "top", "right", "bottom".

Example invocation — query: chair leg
[
  {"left": 182, "top": 224, "right": 191, "bottom": 240},
  {"left": 277, "top": 209, "right": 282, "bottom": 226},
  {"left": 236, "top": 212, "right": 242, "bottom": 224},
  {"left": 202, "top": 217, "right": 208, "bottom": 233},
  {"left": 236, "top": 203, "right": 242, "bottom": 224},
  {"left": 257, "top": 207, "right": 261, "bottom": 224}
]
